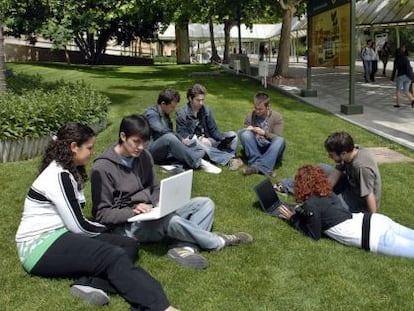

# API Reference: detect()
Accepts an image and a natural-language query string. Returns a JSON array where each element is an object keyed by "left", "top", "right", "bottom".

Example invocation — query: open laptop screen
[{"left": 253, "top": 178, "right": 282, "bottom": 214}]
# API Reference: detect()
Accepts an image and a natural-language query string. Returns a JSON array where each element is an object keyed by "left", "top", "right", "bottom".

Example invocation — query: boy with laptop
[{"left": 91, "top": 114, "right": 252, "bottom": 270}]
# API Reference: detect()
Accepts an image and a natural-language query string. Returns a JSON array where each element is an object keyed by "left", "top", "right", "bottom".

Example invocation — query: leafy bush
[{"left": 0, "top": 73, "right": 109, "bottom": 140}]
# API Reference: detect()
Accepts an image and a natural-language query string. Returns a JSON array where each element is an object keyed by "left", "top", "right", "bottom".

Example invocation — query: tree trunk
[
  {"left": 63, "top": 45, "right": 71, "bottom": 65},
  {"left": 73, "top": 30, "right": 111, "bottom": 65},
  {"left": 273, "top": 3, "right": 296, "bottom": 77},
  {"left": 175, "top": 22, "right": 190, "bottom": 64},
  {"left": 158, "top": 40, "right": 164, "bottom": 57},
  {"left": 0, "top": 25, "right": 7, "bottom": 93},
  {"left": 87, "top": 32, "right": 95, "bottom": 64},
  {"left": 74, "top": 33, "right": 91, "bottom": 63},
  {"left": 94, "top": 29, "right": 111, "bottom": 65},
  {"left": 223, "top": 20, "right": 234, "bottom": 64},
  {"left": 209, "top": 16, "right": 220, "bottom": 63}
]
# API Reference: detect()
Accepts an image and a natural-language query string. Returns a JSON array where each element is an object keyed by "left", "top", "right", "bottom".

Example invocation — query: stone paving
[{"left": 253, "top": 60, "right": 414, "bottom": 152}]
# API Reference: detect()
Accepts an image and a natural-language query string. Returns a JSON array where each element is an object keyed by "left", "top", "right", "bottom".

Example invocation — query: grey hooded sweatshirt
[{"left": 90, "top": 145, "right": 160, "bottom": 226}]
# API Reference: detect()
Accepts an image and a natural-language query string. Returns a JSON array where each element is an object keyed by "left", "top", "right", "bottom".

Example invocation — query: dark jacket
[
  {"left": 288, "top": 194, "right": 352, "bottom": 240},
  {"left": 144, "top": 105, "right": 182, "bottom": 141},
  {"left": 391, "top": 54, "right": 414, "bottom": 80},
  {"left": 176, "top": 103, "right": 223, "bottom": 141},
  {"left": 90, "top": 145, "right": 160, "bottom": 225}
]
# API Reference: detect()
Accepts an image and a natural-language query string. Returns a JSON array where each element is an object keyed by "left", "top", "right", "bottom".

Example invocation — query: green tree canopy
[{"left": 4, "top": 0, "right": 171, "bottom": 64}]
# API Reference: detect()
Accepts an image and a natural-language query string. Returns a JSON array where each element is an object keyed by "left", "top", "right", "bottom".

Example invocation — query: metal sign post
[{"left": 341, "top": 0, "right": 363, "bottom": 114}]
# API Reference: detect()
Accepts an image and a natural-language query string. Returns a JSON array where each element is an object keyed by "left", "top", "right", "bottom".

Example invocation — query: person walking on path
[
  {"left": 380, "top": 41, "right": 391, "bottom": 76},
  {"left": 370, "top": 41, "right": 379, "bottom": 82},
  {"left": 361, "top": 39, "right": 375, "bottom": 83},
  {"left": 391, "top": 46, "right": 414, "bottom": 108}
]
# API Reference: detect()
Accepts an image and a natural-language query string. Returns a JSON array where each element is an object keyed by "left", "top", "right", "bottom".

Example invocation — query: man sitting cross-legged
[
  {"left": 238, "top": 92, "right": 285, "bottom": 176},
  {"left": 175, "top": 84, "right": 243, "bottom": 171},
  {"left": 144, "top": 88, "right": 221, "bottom": 174},
  {"left": 90, "top": 114, "right": 253, "bottom": 269}
]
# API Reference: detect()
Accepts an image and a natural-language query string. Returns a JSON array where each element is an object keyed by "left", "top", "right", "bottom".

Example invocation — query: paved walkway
[{"left": 255, "top": 60, "right": 414, "bottom": 151}]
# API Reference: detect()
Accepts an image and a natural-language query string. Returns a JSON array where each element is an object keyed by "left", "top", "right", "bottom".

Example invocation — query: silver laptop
[{"left": 127, "top": 169, "right": 193, "bottom": 222}]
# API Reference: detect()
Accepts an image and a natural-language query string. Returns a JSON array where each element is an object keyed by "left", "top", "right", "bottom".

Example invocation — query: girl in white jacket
[{"left": 15, "top": 122, "right": 177, "bottom": 311}]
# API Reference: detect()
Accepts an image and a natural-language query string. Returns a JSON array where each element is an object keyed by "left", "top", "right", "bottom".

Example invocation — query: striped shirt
[{"left": 15, "top": 161, "right": 106, "bottom": 271}]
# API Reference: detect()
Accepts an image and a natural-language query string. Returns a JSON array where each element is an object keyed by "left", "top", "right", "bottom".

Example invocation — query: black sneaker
[
  {"left": 216, "top": 232, "right": 253, "bottom": 247},
  {"left": 167, "top": 247, "right": 208, "bottom": 269},
  {"left": 70, "top": 285, "right": 110, "bottom": 306}
]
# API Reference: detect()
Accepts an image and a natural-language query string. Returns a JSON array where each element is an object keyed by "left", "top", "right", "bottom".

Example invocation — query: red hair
[{"left": 294, "top": 165, "right": 333, "bottom": 202}]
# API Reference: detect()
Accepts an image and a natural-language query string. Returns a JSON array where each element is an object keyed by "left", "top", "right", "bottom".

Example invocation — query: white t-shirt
[
  {"left": 324, "top": 212, "right": 382, "bottom": 252},
  {"left": 361, "top": 47, "right": 375, "bottom": 61}
]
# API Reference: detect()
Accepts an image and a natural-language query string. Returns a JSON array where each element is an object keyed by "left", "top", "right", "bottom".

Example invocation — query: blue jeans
[
  {"left": 117, "top": 197, "right": 223, "bottom": 250},
  {"left": 238, "top": 129, "right": 285, "bottom": 175},
  {"left": 375, "top": 214, "right": 414, "bottom": 258},
  {"left": 396, "top": 74, "right": 412, "bottom": 92},
  {"left": 197, "top": 131, "right": 238, "bottom": 166},
  {"left": 363, "top": 60, "right": 372, "bottom": 81},
  {"left": 148, "top": 133, "right": 205, "bottom": 169}
]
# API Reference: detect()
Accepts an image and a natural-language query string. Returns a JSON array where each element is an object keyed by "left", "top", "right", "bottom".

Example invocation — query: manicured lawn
[{"left": 2, "top": 62, "right": 414, "bottom": 310}]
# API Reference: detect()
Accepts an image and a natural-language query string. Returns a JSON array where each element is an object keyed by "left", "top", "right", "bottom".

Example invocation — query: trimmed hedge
[{"left": 0, "top": 73, "right": 110, "bottom": 140}]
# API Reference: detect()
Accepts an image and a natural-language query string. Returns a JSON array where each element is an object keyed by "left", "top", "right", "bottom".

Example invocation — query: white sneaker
[
  {"left": 70, "top": 285, "right": 110, "bottom": 306},
  {"left": 200, "top": 159, "right": 222, "bottom": 174},
  {"left": 185, "top": 135, "right": 198, "bottom": 147}
]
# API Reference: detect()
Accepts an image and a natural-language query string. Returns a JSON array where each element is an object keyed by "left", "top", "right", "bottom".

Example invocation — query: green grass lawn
[{"left": 2, "top": 63, "right": 414, "bottom": 311}]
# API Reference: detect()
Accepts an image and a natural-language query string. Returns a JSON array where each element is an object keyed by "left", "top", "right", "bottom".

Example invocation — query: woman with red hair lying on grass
[{"left": 278, "top": 164, "right": 414, "bottom": 258}]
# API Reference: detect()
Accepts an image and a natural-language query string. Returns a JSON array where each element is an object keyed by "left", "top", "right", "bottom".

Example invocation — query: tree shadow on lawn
[
  {"left": 15, "top": 62, "right": 339, "bottom": 119},
  {"left": 23, "top": 62, "right": 221, "bottom": 81}
]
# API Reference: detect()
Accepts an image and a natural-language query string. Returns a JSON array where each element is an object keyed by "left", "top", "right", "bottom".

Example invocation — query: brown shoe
[
  {"left": 228, "top": 158, "right": 244, "bottom": 170},
  {"left": 243, "top": 166, "right": 258, "bottom": 175}
]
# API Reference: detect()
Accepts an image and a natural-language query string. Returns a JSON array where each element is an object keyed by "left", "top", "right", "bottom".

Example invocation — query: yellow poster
[{"left": 309, "top": 3, "right": 350, "bottom": 67}]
